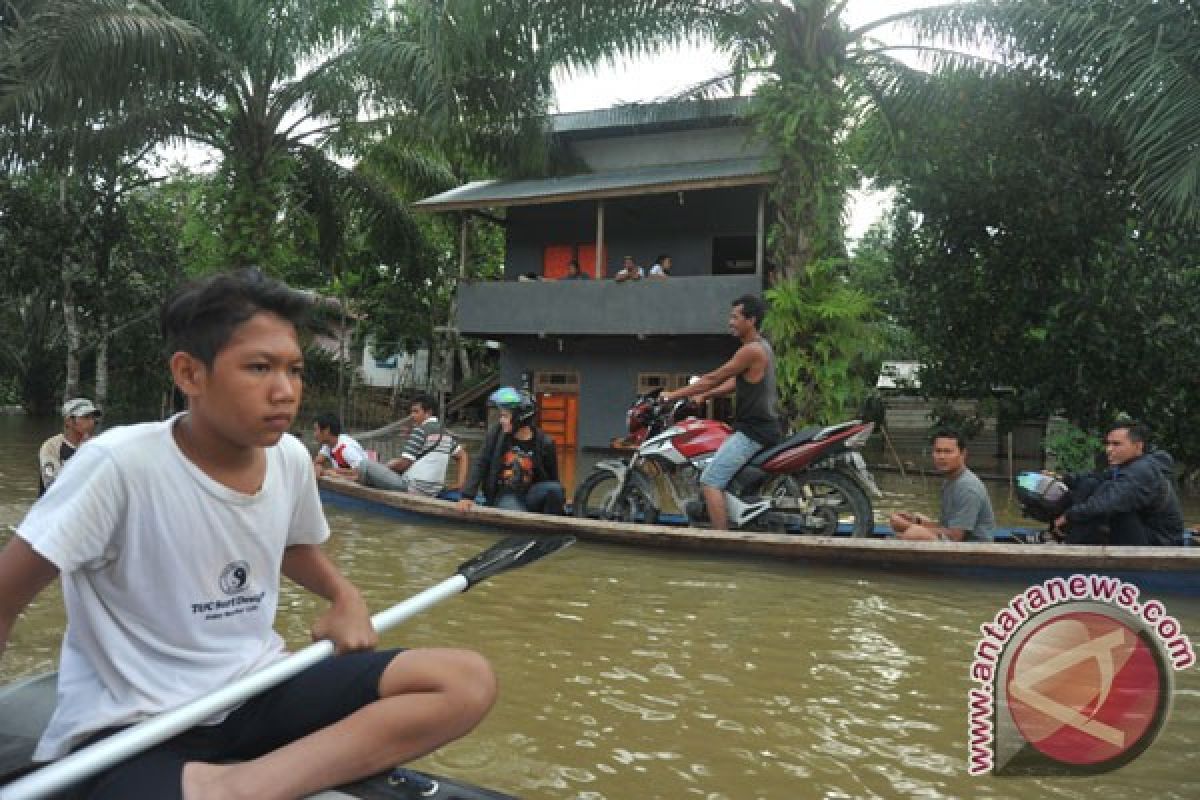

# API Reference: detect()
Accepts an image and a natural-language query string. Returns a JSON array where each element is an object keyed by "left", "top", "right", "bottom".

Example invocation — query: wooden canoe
[{"left": 318, "top": 477, "right": 1200, "bottom": 597}]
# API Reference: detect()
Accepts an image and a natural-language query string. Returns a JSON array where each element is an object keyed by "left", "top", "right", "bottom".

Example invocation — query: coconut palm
[{"left": 969, "top": 0, "right": 1200, "bottom": 228}]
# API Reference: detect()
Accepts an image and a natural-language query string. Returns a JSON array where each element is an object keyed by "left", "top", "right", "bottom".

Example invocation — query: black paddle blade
[{"left": 457, "top": 535, "right": 575, "bottom": 588}]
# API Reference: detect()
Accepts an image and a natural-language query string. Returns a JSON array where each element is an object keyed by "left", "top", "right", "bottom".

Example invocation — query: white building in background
[{"left": 360, "top": 336, "right": 430, "bottom": 390}]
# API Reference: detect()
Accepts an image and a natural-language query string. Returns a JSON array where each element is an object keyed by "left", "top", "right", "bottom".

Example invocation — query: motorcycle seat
[{"left": 749, "top": 426, "right": 824, "bottom": 467}]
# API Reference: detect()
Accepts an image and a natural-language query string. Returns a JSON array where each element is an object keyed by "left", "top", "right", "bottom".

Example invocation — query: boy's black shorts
[{"left": 82, "top": 648, "right": 402, "bottom": 800}]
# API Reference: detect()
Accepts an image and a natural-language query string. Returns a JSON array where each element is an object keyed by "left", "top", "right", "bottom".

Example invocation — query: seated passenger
[
  {"left": 358, "top": 393, "right": 467, "bottom": 496},
  {"left": 456, "top": 387, "right": 565, "bottom": 515},
  {"left": 891, "top": 430, "right": 995, "bottom": 542},
  {"left": 562, "top": 259, "right": 591, "bottom": 280},
  {"left": 647, "top": 254, "right": 673, "bottom": 278},
  {"left": 1054, "top": 421, "right": 1183, "bottom": 546},
  {"left": 614, "top": 255, "right": 643, "bottom": 283},
  {"left": 313, "top": 412, "right": 368, "bottom": 478}
]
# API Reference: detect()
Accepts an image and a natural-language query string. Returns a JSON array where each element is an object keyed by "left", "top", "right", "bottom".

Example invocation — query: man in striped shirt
[{"left": 358, "top": 393, "right": 467, "bottom": 497}]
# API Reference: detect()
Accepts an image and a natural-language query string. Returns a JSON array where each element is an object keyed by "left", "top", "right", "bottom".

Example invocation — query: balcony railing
[{"left": 455, "top": 274, "right": 764, "bottom": 337}]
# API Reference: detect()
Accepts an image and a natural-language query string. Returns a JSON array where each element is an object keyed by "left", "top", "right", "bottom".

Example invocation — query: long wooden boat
[
  {"left": 0, "top": 672, "right": 512, "bottom": 800},
  {"left": 319, "top": 477, "right": 1200, "bottom": 596}
]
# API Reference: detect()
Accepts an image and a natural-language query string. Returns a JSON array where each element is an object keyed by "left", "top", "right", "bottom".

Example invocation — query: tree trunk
[
  {"left": 95, "top": 313, "right": 109, "bottom": 409},
  {"left": 456, "top": 345, "right": 473, "bottom": 383},
  {"left": 337, "top": 300, "right": 347, "bottom": 423},
  {"left": 60, "top": 177, "right": 81, "bottom": 402}
]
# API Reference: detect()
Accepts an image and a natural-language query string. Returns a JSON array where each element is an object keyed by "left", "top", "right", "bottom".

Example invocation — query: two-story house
[{"left": 415, "top": 98, "right": 775, "bottom": 489}]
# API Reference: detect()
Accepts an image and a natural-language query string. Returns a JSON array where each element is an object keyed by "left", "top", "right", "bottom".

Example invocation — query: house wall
[
  {"left": 569, "top": 127, "right": 766, "bottom": 171},
  {"left": 497, "top": 335, "right": 738, "bottom": 451},
  {"left": 456, "top": 275, "right": 764, "bottom": 337},
  {"left": 359, "top": 340, "right": 430, "bottom": 389},
  {"left": 503, "top": 185, "right": 762, "bottom": 279}
]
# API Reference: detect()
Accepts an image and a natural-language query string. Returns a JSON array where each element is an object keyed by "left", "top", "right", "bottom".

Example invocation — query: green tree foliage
[
  {"left": 656, "top": 0, "right": 993, "bottom": 426},
  {"left": 0, "top": 175, "right": 67, "bottom": 413},
  {"left": 764, "top": 259, "right": 878, "bottom": 425},
  {"left": 955, "top": 0, "right": 1200, "bottom": 229},
  {"left": 871, "top": 69, "right": 1200, "bottom": 464},
  {"left": 0, "top": 173, "right": 183, "bottom": 414}
]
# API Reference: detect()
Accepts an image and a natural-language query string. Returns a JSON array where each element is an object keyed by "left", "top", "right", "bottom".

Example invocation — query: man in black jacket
[
  {"left": 1054, "top": 422, "right": 1183, "bottom": 546},
  {"left": 456, "top": 387, "right": 565, "bottom": 515}
]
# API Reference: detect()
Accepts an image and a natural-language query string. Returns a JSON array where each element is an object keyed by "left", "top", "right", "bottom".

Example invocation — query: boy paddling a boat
[{"left": 0, "top": 269, "right": 496, "bottom": 800}]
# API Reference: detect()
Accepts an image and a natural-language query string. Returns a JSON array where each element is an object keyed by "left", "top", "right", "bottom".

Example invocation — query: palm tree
[
  {"left": 634, "top": 1, "right": 989, "bottom": 423},
  {"left": 967, "top": 0, "right": 1200, "bottom": 229}
]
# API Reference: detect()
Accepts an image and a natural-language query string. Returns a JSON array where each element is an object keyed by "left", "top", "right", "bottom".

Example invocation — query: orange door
[
  {"left": 536, "top": 392, "right": 578, "bottom": 494},
  {"left": 542, "top": 245, "right": 574, "bottom": 279},
  {"left": 576, "top": 243, "right": 605, "bottom": 278}
]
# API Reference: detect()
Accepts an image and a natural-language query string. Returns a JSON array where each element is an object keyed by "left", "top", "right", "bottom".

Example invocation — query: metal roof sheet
[
  {"left": 413, "top": 156, "right": 775, "bottom": 212},
  {"left": 549, "top": 97, "right": 752, "bottom": 135}
]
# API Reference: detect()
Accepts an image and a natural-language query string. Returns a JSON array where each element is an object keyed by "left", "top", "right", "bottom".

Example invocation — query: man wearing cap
[{"left": 38, "top": 398, "right": 101, "bottom": 496}]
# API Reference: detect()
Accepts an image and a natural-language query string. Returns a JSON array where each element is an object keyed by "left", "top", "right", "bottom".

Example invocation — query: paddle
[{"left": 0, "top": 534, "right": 575, "bottom": 800}]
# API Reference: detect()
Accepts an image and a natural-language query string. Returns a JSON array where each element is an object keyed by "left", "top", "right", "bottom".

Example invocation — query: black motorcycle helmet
[
  {"left": 488, "top": 386, "right": 537, "bottom": 428},
  {"left": 1015, "top": 472, "right": 1073, "bottom": 523}
]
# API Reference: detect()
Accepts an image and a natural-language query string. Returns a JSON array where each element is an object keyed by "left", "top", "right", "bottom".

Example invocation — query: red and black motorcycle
[{"left": 572, "top": 391, "right": 880, "bottom": 535}]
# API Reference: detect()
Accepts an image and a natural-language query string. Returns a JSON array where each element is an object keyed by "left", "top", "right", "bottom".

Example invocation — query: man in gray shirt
[{"left": 890, "top": 429, "right": 996, "bottom": 542}]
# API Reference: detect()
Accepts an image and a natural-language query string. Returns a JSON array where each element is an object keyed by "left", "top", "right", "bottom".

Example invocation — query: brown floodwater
[{"left": 2, "top": 415, "right": 1198, "bottom": 799}]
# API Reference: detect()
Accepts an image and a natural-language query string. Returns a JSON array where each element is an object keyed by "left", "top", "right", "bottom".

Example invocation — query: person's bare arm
[
  {"left": 386, "top": 456, "right": 413, "bottom": 473},
  {"left": 0, "top": 537, "right": 60, "bottom": 659},
  {"left": 698, "top": 377, "right": 737, "bottom": 400},
  {"left": 664, "top": 345, "right": 760, "bottom": 402},
  {"left": 282, "top": 544, "right": 376, "bottom": 653}
]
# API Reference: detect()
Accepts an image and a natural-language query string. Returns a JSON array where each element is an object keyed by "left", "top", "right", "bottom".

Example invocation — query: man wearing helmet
[{"left": 456, "top": 387, "right": 565, "bottom": 515}]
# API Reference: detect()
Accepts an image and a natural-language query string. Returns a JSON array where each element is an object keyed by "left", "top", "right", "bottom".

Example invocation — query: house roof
[
  {"left": 549, "top": 97, "right": 752, "bottom": 137},
  {"left": 412, "top": 156, "right": 775, "bottom": 213}
]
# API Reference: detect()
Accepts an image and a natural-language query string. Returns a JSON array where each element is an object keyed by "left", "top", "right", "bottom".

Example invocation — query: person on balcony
[
  {"left": 614, "top": 255, "right": 643, "bottom": 282},
  {"left": 647, "top": 254, "right": 673, "bottom": 278},
  {"left": 456, "top": 387, "right": 565, "bottom": 515},
  {"left": 561, "top": 259, "right": 591, "bottom": 280}
]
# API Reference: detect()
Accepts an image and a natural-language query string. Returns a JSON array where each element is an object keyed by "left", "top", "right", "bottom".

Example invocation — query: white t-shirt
[
  {"left": 18, "top": 414, "right": 330, "bottom": 760},
  {"left": 318, "top": 433, "right": 367, "bottom": 469}
]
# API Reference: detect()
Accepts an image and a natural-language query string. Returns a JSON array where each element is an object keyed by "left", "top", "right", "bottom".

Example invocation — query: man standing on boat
[
  {"left": 457, "top": 387, "right": 565, "bottom": 515},
  {"left": 37, "top": 397, "right": 101, "bottom": 496},
  {"left": 661, "top": 294, "right": 782, "bottom": 530},
  {"left": 891, "top": 430, "right": 996, "bottom": 542},
  {"left": 1053, "top": 421, "right": 1183, "bottom": 546}
]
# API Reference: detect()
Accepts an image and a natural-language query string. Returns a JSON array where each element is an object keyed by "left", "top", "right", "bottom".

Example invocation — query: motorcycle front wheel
[
  {"left": 770, "top": 469, "right": 874, "bottom": 537},
  {"left": 572, "top": 470, "right": 660, "bottom": 525}
]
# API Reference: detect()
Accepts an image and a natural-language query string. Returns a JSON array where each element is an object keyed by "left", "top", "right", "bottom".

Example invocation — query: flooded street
[{"left": 2, "top": 414, "right": 1198, "bottom": 798}]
